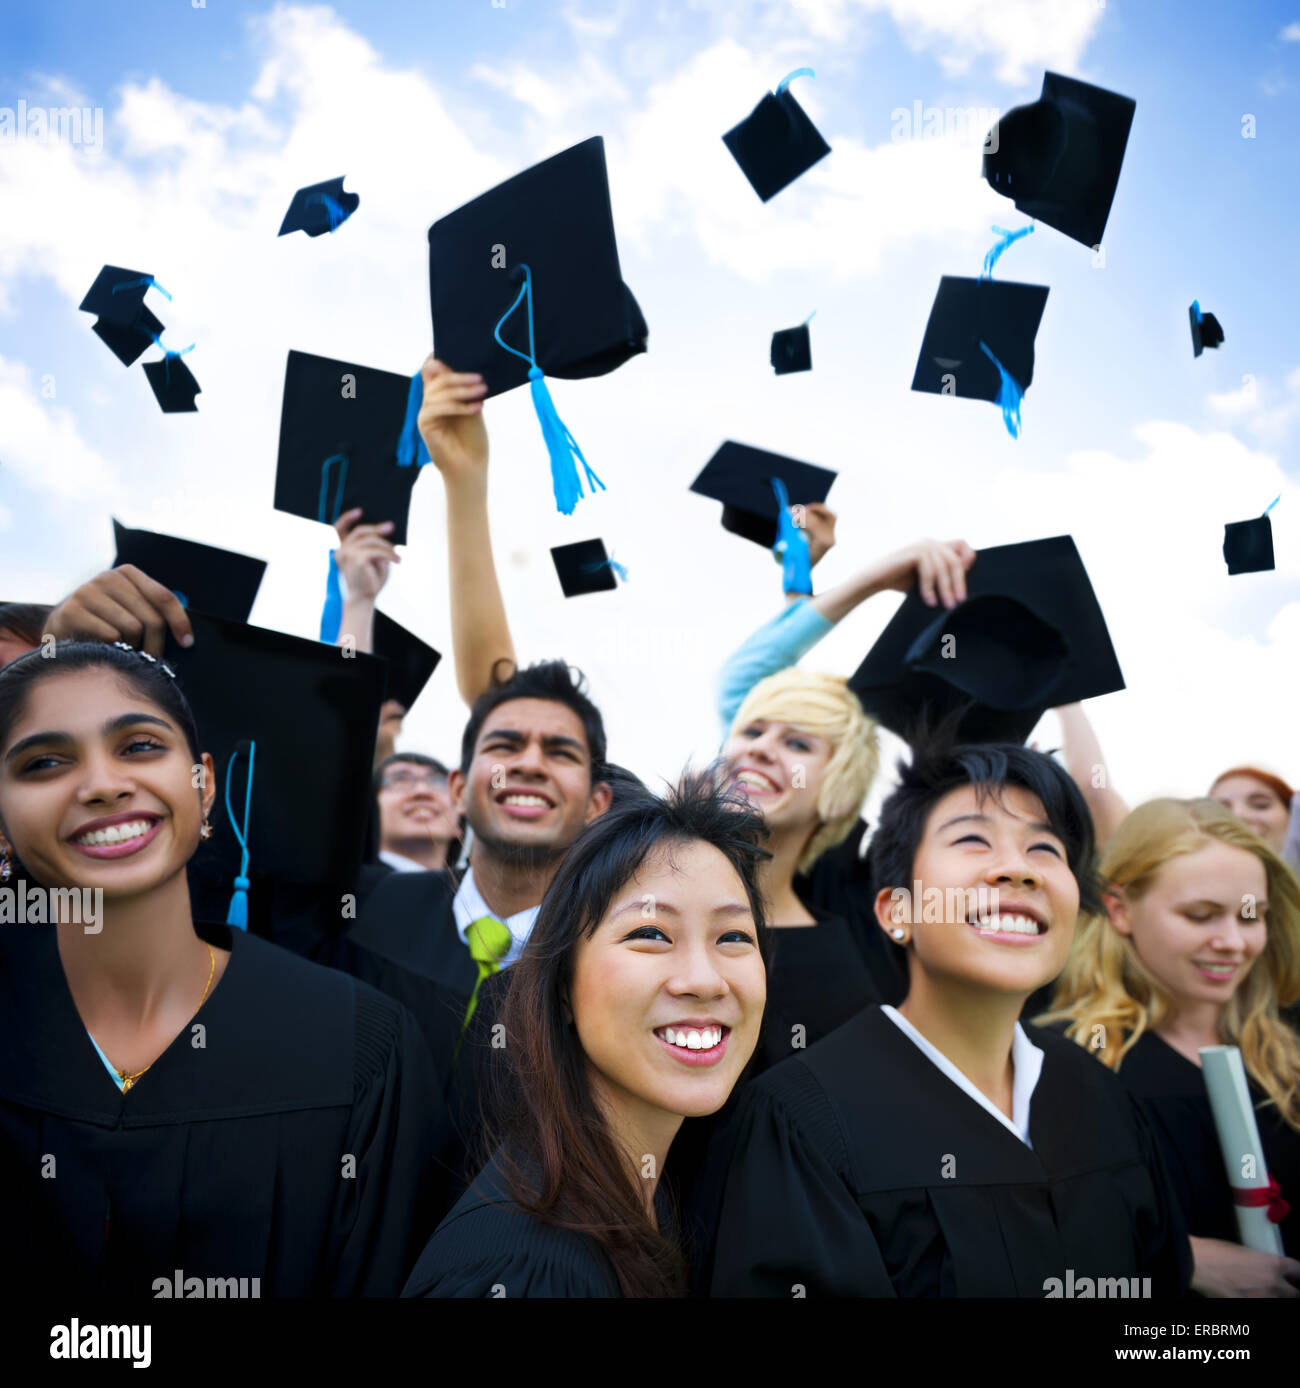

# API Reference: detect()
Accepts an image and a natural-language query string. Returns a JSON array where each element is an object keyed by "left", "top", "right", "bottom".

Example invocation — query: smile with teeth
[
  {"left": 969, "top": 913, "right": 1044, "bottom": 936},
  {"left": 72, "top": 819, "right": 156, "bottom": 847},
  {"left": 500, "top": 793, "right": 551, "bottom": 808},
  {"left": 734, "top": 770, "right": 779, "bottom": 794},
  {"left": 654, "top": 1025, "right": 727, "bottom": 1050},
  {"left": 1193, "top": 961, "right": 1239, "bottom": 978}
]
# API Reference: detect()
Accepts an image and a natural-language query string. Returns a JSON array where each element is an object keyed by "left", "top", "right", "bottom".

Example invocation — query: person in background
[
  {"left": 0, "top": 603, "right": 51, "bottom": 668},
  {"left": 1041, "top": 797, "right": 1300, "bottom": 1295},
  {"left": 375, "top": 752, "right": 460, "bottom": 873}
]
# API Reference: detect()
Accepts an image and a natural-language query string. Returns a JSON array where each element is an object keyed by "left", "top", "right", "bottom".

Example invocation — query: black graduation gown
[
  {"left": 0, "top": 920, "right": 453, "bottom": 1297},
  {"left": 705, "top": 1005, "right": 1191, "bottom": 1297},
  {"left": 349, "top": 867, "right": 477, "bottom": 998},
  {"left": 1117, "top": 1030, "right": 1300, "bottom": 1257},
  {"left": 403, "top": 1148, "right": 675, "bottom": 1298}
]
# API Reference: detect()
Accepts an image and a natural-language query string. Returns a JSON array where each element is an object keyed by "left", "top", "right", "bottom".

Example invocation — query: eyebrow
[
  {"left": 938, "top": 812, "right": 1060, "bottom": 836},
  {"left": 479, "top": 728, "right": 587, "bottom": 757},
  {"left": 608, "top": 898, "right": 752, "bottom": 922},
  {"left": 4, "top": 711, "right": 174, "bottom": 765}
]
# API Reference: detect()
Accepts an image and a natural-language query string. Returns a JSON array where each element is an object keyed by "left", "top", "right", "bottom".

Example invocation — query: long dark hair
[
  {"left": 484, "top": 771, "right": 768, "bottom": 1297},
  {"left": 0, "top": 642, "right": 201, "bottom": 879}
]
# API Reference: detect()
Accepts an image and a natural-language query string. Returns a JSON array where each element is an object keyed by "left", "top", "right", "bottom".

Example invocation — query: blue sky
[{"left": 3, "top": 0, "right": 1299, "bottom": 811}]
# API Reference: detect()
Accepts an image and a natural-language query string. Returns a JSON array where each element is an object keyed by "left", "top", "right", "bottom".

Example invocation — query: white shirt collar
[
  {"left": 452, "top": 865, "right": 540, "bottom": 968},
  {"left": 378, "top": 849, "right": 431, "bottom": 873},
  {"left": 880, "top": 1005, "right": 1044, "bottom": 1148}
]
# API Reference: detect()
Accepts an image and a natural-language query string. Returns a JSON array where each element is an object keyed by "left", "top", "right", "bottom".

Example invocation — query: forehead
[
  {"left": 1213, "top": 774, "right": 1280, "bottom": 803},
  {"left": 475, "top": 697, "right": 589, "bottom": 751},
  {"left": 4, "top": 666, "right": 168, "bottom": 743},
  {"left": 924, "top": 782, "right": 1052, "bottom": 834},
  {"left": 609, "top": 839, "right": 750, "bottom": 907},
  {"left": 1153, "top": 839, "right": 1268, "bottom": 897}
]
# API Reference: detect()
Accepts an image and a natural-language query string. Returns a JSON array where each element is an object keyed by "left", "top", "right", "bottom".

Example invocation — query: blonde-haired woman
[
  {"left": 716, "top": 529, "right": 975, "bottom": 1069},
  {"left": 1043, "top": 798, "right": 1300, "bottom": 1297}
]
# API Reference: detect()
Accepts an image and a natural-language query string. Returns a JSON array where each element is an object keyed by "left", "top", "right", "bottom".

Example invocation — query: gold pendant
[{"left": 121, "top": 1075, "right": 135, "bottom": 1093}]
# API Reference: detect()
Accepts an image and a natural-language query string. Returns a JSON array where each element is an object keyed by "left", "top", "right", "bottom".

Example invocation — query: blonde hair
[
  {"left": 1042, "top": 798, "right": 1300, "bottom": 1129},
  {"left": 729, "top": 669, "right": 880, "bottom": 875}
]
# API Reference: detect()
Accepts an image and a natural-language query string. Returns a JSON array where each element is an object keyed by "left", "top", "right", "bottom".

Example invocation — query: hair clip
[{"left": 111, "top": 641, "right": 177, "bottom": 680}]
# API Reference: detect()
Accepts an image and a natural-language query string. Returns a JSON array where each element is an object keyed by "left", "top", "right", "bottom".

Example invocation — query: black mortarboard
[
  {"left": 550, "top": 539, "right": 623, "bottom": 597},
  {"left": 277, "top": 176, "right": 359, "bottom": 238},
  {"left": 983, "top": 71, "right": 1136, "bottom": 248},
  {"left": 1223, "top": 510, "right": 1275, "bottom": 575},
  {"left": 274, "top": 350, "right": 422, "bottom": 545},
  {"left": 1190, "top": 301, "right": 1225, "bottom": 358},
  {"left": 428, "top": 137, "right": 647, "bottom": 399},
  {"left": 112, "top": 519, "right": 266, "bottom": 624},
  {"left": 143, "top": 351, "right": 201, "bottom": 413},
  {"left": 690, "top": 441, "right": 837, "bottom": 549},
  {"left": 80, "top": 265, "right": 171, "bottom": 365},
  {"left": 849, "top": 535, "right": 1124, "bottom": 745},
  {"left": 723, "top": 68, "right": 831, "bottom": 202},
  {"left": 372, "top": 610, "right": 441, "bottom": 710},
  {"left": 911, "top": 276, "right": 1049, "bottom": 425},
  {"left": 166, "top": 612, "right": 386, "bottom": 922},
  {"left": 771, "top": 322, "right": 812, "bottom": 375}
]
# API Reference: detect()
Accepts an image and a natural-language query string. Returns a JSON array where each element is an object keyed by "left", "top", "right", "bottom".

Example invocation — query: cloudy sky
[{"left": 3, "top": 0, "right": 1299, "bottom": 821}]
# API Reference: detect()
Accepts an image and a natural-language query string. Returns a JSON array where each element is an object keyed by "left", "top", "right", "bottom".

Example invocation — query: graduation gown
[
  {"left": 403, "top": 1147, "right": 675, "bottom": 1298},
  {"left": 0, "top": 920, "right": 453, "bottom": 1297},
  {"left": 1117, "top": 1030, "right": 1300, "bottom": 1257},
  {"left": 706, "top": 1005, "right": 1191, "bottom": 1297},
  {"left": 349, "top": 867, "right": 477, "bottom": 998}
]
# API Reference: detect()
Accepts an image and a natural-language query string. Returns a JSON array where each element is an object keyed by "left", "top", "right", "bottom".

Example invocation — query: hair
[
  {"left": 0, "top": 603, "right": 53, "bottom": 653},
  {"left": 483, "top": 771, "right": 769, "bottom": 1298},
  {"left": 729, "top": 669, "right": 880, "bottom": 875},
  {"left": 1210, "top": 766, "right": 1295, "bottom": 812},
  {"left": 460, "top": 659, "right": 607, "bottom": 781},
  {"left": 0, "top": 642, "right": 202, "bottom": 878},
  {"left": 1040, "top": 798, "right": 1300, "bottom": 1130},
  {"left": 868, "top": 739, "right": 1102, "bottom": 920},
  {"left": 373, "top": 751, "right": 449, "bottom": 794}
]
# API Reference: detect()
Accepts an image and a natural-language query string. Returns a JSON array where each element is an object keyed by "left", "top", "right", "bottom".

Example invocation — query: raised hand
[{"left": 416, "top": 355, "right": 489, "bottom": 489}]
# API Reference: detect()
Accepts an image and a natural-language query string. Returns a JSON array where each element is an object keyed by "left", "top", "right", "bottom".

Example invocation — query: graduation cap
[
  {"left": 1190, "top": 300, "right": 1225, "bottom": 358},
  {"left": 849, "top": 535, "right": 1124, "bottom": 745},
  {"left": 142, "top": 345, "right": 201, "bottom": 413},
  {"left": 372, "top": 610, "right": 441, "bottom": 709},
  {"left": 165, "top": 612, "right": 387, "bottom": 926},
  {"left": 277, "top": 176, "right": 359, "bottom": 237},
  {"left": 982, "top": 71, "right": 1136, "bottom": 248},
  {"left": 911, "top": 275, "right": 1049, "bottom": 437},
  {"left": 550, "top": 539, "right": 627, "bottom": 597},
  {"left": 723, "top": 67, "right": 831, "bottom": 202},
  {"left": 79, "top": 266, "right": 172, "bottom": 366},
  {"left": 771, "top": 314, "right": 813, "bottom": 375},
  {"left": 690, "top": 441, "right": 836, "bottom": 550},
  {"left": 1223, "top": 498, "right": 1278, "bottom": 575},
  {"left": 112, "top": 519, "right": 266, "bottom": 624},
  {"left": 428, "top": 137, "right": 646, "bottom": 514},
  {"left": 275, "top": 350, "right": 423, "bottom": 546}
]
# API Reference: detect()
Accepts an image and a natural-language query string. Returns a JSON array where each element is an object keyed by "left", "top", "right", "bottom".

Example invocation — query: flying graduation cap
[
  {"left": 143, "top": 345, "right": 201, "bottom": 413},
  {"left": 771, "top": 312, "right": 814, "bottom": 374},
  {"left": 723, "top": 68, "right": 831, "bottom": 202},
  {"left": 112, "top": 519, "right": 266, "bottom": 624},
  {"left": 428, "top": 137, "right": 647, "bottom": 514},
  {"left": 849, "top": 535, "right": 1125, "bottom": 746},
  {"left": 550, "top": 538, "right": 627, "bottom": 597},
  {"left": 79, "top": 265, "right": 171, "bottom": 367},
  {"left": 1190, "top": 300, "right": 1225, "bottom": 357},
  {"left": 1223, "top": 497, "right": 1278, "bottom": 575},
  {"left": 690, "top": 441, "right": 836, "bottom": 550},
  {"left": 372, "top": 610, "right": 441, "bottom": 710},
  {"left": 982, "top": 71, "right": 1136, "bottom": 248},
  {"left": 277, "top": 176, "right": 360, "bottom": 237},
  {"left": 164, "top": 612, "right": 387, "bottom": 929}
]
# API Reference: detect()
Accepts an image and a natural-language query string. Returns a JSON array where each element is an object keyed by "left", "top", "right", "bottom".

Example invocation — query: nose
[
  {"left": 76, "top": 750, "right": 138, "bottom": 809},
  {"left": 507, "top": 740, "right": 547, "bottom": 780},
  {"left": 666, "top": 939, "right": 729, "bottom": 1002},
  {"left": 1208, "top": 917, "right": 1249, "bottom": 953},
  {"left": 982, "top": 843, "right": 1041, "bottom": 889}
]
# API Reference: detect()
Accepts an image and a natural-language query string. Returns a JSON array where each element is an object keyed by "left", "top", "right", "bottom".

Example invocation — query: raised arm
[
  {"left": 331, "top": 509, "right": 400, "bottom": 655},
  {"left": 416, "top": 355, "right": 511, "bottom": 706},
  {"left": 1052, "top": 702, "right": 1131, "bottom": 846}
]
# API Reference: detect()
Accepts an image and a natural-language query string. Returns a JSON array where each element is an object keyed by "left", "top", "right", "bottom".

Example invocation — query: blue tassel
[
  {"left": 528, "top": 367, "right": 604, "bottom": 515},
  {"left": 172, "top": 590, "right": 188, "bottom": 609},
  {"left": 980, "top": 224, "right": 1034, "bottom": 281},
  {"left": 148, "top": 332, "right": 195, "bottom": 385},
  {"left": 1191, "top": 299, "right": 1203, "bottom": 323},
  {"left": 319, "top": 552, "right": 344, "bottom": 643},
  {"left": 1264, "top": 494, "right": 1281, "bottom": 515},
  {"left": 396, "top": 370, "right": 431, "bottom": 467},
  {"left": 308, "top": 192, "right": 350, "bottom": 232},
  {"left": 776, "top": 67, "right": 815, "bottom": 93},
  {"left": 112, "top": 275, "right": 172, "bottom": 302},
  {"left": 978, "top": 340, "right": 1024, "bottom": 438},
  {"left": 771, "top": 477, "right": 812, "bottom": 594},
  {"left": 224, "top": 742, "right": 256, "bottom": 931},
  {"left": 582, "top": 554, "right": 628, "bottom": 582}
]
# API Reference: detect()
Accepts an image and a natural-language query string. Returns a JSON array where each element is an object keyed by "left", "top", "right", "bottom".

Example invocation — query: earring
[
  {"left": 199, "top": 818, "right": 213, "bottom": 842},
  {"left": 891, "top": 927, "right": 906, "bottom": 941},
  {"left": 0, "top": 850, "right": 12, "bottom": 883}
]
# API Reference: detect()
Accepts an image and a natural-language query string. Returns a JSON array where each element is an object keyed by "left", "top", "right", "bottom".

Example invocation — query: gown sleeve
[
  {"left": 1126, "top": 1091, "right": 1194, "bottom": 1296},
  {"left": 715, "top": 598, "right": 834, "bottom": 737},
  {"left": 708, "top": 1071, "right": 895, "bottom": 1297},
  {"left": 327, "top": 986, "right": 457, "bottom": 1295}
]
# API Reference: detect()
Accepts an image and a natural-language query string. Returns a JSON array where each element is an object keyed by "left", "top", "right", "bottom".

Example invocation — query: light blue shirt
[
  {"left": 716, "top": 597, "right": 834, "bottom": 737},
  {"left": 452, "top": 865, "right": 540, "bottom": 968}
]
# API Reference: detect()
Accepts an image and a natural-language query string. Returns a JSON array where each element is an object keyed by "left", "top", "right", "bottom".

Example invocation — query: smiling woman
[
  {"left": 0, "top": 642, "right": 452, "bottom": 1297},
  {"left": 403, "top": 771, "right": 769, "bottom": 1298}
]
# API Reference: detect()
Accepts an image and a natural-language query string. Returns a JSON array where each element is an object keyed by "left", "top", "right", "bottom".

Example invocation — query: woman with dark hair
[
  {"left": 706, "top": 741, "right": 1192, "bottom": 1297},
  {"left": 0, "top": 642, "right": 450, "bottom": 1296},
  {"left": 0, "top": 601, "right": 51, "bottom": 668},
  {"left": 403, "top": 773, "right": 769, "bottom": 1297}
]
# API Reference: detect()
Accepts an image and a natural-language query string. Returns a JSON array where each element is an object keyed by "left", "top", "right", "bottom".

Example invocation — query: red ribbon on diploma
[{"left": 1231, "top": 1174, "right": 1290, "bottom": 1223}]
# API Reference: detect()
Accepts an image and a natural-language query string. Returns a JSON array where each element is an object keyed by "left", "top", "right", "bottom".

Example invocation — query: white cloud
[
  {"left": 1281, "top": 22, "right": 1300, "bottom": 42},
  {"left": 1207, "top": 366, "right": 1300, "bottom": 447},
  {"left": 0, "top": 357, "right": 115, "bottom": 500}
]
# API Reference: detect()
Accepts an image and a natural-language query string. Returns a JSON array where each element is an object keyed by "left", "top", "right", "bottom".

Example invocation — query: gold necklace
[{"left": 117, "top": 944, "right": 217, "bottom": 1094}]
